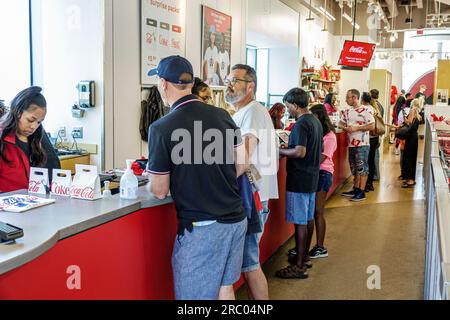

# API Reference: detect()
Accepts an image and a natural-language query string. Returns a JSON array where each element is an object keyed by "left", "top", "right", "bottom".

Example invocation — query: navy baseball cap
[{"left": 148, "top": 55, "right": 194, "bottom": 84}]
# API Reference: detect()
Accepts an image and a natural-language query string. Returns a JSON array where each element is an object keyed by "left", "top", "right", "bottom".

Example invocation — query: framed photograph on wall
[
  {"left": 141, "top": 0, "right": 186, "bottom": 85},
  {"left": 201, "top": 6, "right": 232, "bottom": 87}
]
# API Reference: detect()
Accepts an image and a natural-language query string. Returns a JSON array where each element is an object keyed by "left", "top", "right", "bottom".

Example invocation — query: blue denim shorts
[
  {"left": 349, "top": 146, "right": 370, "bottom": 176},
  {"left": 285, "top": 192, "right": 315, "bottom": 225},
  {"left": 317, "top": 170, "right": 333, "bottom": 193},
  {"left": 242, "top": 201, "right": 270, "bottom": 273},
  {"left": 172, "top": 218, "right": 247, "bottom": 300}
]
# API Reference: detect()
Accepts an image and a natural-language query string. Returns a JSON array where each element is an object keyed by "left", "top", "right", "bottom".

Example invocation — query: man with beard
[{"left": 225, "top": 64, "right": 279, "bottom": 300}]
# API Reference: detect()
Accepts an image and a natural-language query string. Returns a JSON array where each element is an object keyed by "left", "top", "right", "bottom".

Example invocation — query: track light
[{"left": 390, "top": 34, "right": 396, "bottom": 42}]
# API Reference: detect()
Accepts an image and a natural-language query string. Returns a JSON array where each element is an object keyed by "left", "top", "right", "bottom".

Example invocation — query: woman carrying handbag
[{"left": 396, "top": 99, "right": 421, "bottom": 188}]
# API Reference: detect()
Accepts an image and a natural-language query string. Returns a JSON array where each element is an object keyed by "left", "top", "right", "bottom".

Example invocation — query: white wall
[
  {"left": 247, "top": 0, "right": 299, "bottom": 48},
  {"left": 105, "top": 0, "right": 247, "bottom": 168},
  {"left": 0, "top": 0, "right": 31, "bottom": 104},
  {"left": 33, "top": 0, "right": 104, "bottom": 168}
]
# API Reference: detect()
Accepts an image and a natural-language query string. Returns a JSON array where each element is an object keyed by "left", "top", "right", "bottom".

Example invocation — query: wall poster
[
  {"left": 141, "top": 0, "right": 186, "bottom": 85},
  {"left": 201, "top": 6, "right": 232, "bottom": 86}
]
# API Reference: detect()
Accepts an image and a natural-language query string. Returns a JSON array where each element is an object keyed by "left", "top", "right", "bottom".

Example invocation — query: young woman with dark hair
[
  {"left": 0, "top": 86, "right": 48, "bottom": 193},
  {"left": 268, "top": 102, "right": 286, "bottom": 130},
  {"left": 305, "top": 104, "right": 337, "bottom": 259},
  {"left": 192, "top": 77, "right": 213, "bottom": 104},
  {"left": 323, "top": 93, "right": 337, "bottom": 115}
]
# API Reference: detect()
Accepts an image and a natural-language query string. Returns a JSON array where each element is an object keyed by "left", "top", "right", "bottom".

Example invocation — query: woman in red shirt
[{"left": 0, "top": 87, "right": 48, "bottom": 193}]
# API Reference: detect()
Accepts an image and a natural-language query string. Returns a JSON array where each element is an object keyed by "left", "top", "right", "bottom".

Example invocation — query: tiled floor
[{"left": 238, "top": 137, "right": 426, "bottom": 300}]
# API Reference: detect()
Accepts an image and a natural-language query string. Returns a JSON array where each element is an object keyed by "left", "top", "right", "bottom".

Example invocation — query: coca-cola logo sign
[
  {"left": 71, "top": 187, "right": 95, "bottom": 199},
  {"left": 51, "top": 182, "right": 71, "bottom": 196},
  {"left": 338, "top": 40, "right": 376, "bottom": 68},
  {"left": 29, "top": 180, "right": 42, "bottom": 193},
  {"left": 349, "top": 46, "right": 368, "bottom": 54}
]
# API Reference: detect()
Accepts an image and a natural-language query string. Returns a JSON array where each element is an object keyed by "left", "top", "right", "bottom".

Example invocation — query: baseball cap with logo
[{"left": 148, "top": 55, "right": 194, "bottom": 84}]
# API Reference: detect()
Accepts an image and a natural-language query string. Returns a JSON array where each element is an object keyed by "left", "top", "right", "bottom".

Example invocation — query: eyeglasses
[{"left": 224, "top": 77, "right": 253, "bottom": 86}]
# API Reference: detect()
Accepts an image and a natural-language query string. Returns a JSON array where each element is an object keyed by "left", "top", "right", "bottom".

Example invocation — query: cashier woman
[{"left": 0, "top": 86, "right": 60, "bottom": 193}]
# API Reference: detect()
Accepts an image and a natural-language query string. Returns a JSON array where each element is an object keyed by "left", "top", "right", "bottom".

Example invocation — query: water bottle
[{"left": 120, "top": 159, "right": 138, "bottom": 200}]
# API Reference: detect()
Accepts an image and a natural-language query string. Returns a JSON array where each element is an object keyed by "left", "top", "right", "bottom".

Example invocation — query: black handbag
[
  {"left": 395, "top": 124, "right": 410, "bottom": 140},
  {"left": 395, "top": 108, "right": 410, "bottom": 140}
]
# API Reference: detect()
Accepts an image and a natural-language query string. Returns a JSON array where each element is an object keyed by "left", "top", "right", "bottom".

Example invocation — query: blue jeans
[{"left": 242, "top": 201, "right": 270, "bottom": 273}]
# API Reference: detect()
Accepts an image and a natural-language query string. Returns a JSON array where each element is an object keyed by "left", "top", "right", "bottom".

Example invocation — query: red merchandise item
[
  {"left": 391, "top": 85, "right": 398, "bottom": 105},
  {"left": 253, "top": 191, "right": 263, "bottom": 213},
  {"left": 131, "top": 161, "right": 144, "bottom": 176},
  {"left": 285, "top": 122, "right": 295, "bottom": 131},
  {"left": 0, "top": 131, "right": 30, "bottom": 193}
]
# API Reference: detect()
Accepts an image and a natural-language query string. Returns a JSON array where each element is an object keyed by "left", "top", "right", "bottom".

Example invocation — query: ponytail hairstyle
[
  {"left": 310, "top": 104, "right": 335, "bottom": 137},
  {"left": 0, "top": 86, "right": 47, "bottom": 166}
]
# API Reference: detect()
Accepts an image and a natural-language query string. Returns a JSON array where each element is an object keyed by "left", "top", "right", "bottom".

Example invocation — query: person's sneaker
[
  {"left": 287, "top": 248, "right": 297, "bottom": 257},
  {"left": 350, "top": 190, "right": 366, "bottom": 202},
  {"left": 308, "top": 246, "right": 329, "bottom": 259},
  {"left": 341, "top": 189, "right": 357, "bottom": 197},
  {"left": 364, "top": 184, "right": 374, "bottom": 193}
]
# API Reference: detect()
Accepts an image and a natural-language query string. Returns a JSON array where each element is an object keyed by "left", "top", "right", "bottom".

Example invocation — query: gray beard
[{"left": 225, "top": 93, "right": 244, "bottom": 105}]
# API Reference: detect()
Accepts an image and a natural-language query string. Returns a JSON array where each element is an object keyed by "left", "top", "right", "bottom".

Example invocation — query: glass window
[
  {"left": 246, "top": 46, "right": 257, "bottom": 70},
  {"left": 0, "top": 0, "right": 31, "bottom": 104}
]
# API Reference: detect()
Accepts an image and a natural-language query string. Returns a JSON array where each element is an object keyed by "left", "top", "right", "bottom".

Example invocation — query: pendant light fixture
[
  {"left": 321, "top": 0, "right": 328, "bottom": 31},
  {"left": 306, "top": 0, "right": 314, "bottom": 22}
]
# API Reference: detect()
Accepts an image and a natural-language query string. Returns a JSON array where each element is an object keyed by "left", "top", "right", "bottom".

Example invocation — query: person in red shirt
[{"left": 0, "top": 87, "right": 48, "bottom": 193}]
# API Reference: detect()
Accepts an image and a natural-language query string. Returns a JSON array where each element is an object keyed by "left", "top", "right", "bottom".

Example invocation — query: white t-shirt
[
  {"left": 204, "top": 46, "right": 218, "bottom": 81},
  {"left": 232, "top": 101, "right": 279, "bottom": 202},
  {"left": 340, "top": 105, "right": 375, "bottom": 148},
  {"left": 398, "top": 107, "right": 410, "bottom": 125},
  {"left": 218, "top": 50, "right": 230, "bottom": 83}
]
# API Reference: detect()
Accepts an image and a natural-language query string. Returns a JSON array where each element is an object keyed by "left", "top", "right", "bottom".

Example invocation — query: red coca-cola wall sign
[{"left": 338, "top": 40, "right": 376, "bottom": 68}]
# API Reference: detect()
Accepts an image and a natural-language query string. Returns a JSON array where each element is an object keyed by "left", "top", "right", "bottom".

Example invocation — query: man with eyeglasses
[{"left": 225, "top": 64, "right": 279, "bottom": 300}]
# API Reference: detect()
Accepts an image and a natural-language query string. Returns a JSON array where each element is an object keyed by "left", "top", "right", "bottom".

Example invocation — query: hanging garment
[{"left": 139, "top": 86, "right": 167, "bottom": 141}]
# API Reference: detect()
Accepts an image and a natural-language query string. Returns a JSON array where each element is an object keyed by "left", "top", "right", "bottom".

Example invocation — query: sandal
[
  {"left": 275, "top": 264, "right": 308, "bottom": 279},
  {"left": 401, "top": 181, "right": 416, "bottom": 188}
]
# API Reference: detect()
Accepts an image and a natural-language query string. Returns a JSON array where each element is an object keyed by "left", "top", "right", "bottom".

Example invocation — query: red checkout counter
[{"left": 0, "top": 132, "right": 350, "bottom": 300}]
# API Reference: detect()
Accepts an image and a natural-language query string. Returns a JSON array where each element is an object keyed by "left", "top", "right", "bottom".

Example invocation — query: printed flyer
[{"left": 141, "top": 0, "right": 186, "bottom": 84}]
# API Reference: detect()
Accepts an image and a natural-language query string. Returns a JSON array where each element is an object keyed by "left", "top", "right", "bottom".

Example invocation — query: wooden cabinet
[{"left": 59, "top": 155, "right": 90, "bottom": 175}]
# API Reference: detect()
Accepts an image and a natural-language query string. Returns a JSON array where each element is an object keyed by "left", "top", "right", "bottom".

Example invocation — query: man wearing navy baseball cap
[{"left": 146, "top": 55, "right": 248, "bottom": 300}]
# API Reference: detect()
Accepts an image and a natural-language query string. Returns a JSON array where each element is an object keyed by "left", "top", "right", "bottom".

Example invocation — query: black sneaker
[
  {"left": 341, "top": 189, "right": 357, "bottom": 197},
  {"left": 364, "top": 184, "right": 374, "bottom": 192},
  {"left": 350, "top": 190, "right": 366, "bottom": 202},
  {"left": 287, "top": 248, "right": 297, "bottom": 257},
  {"left": 308, "top": 246, "right": 328, "bottom": 259}
]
